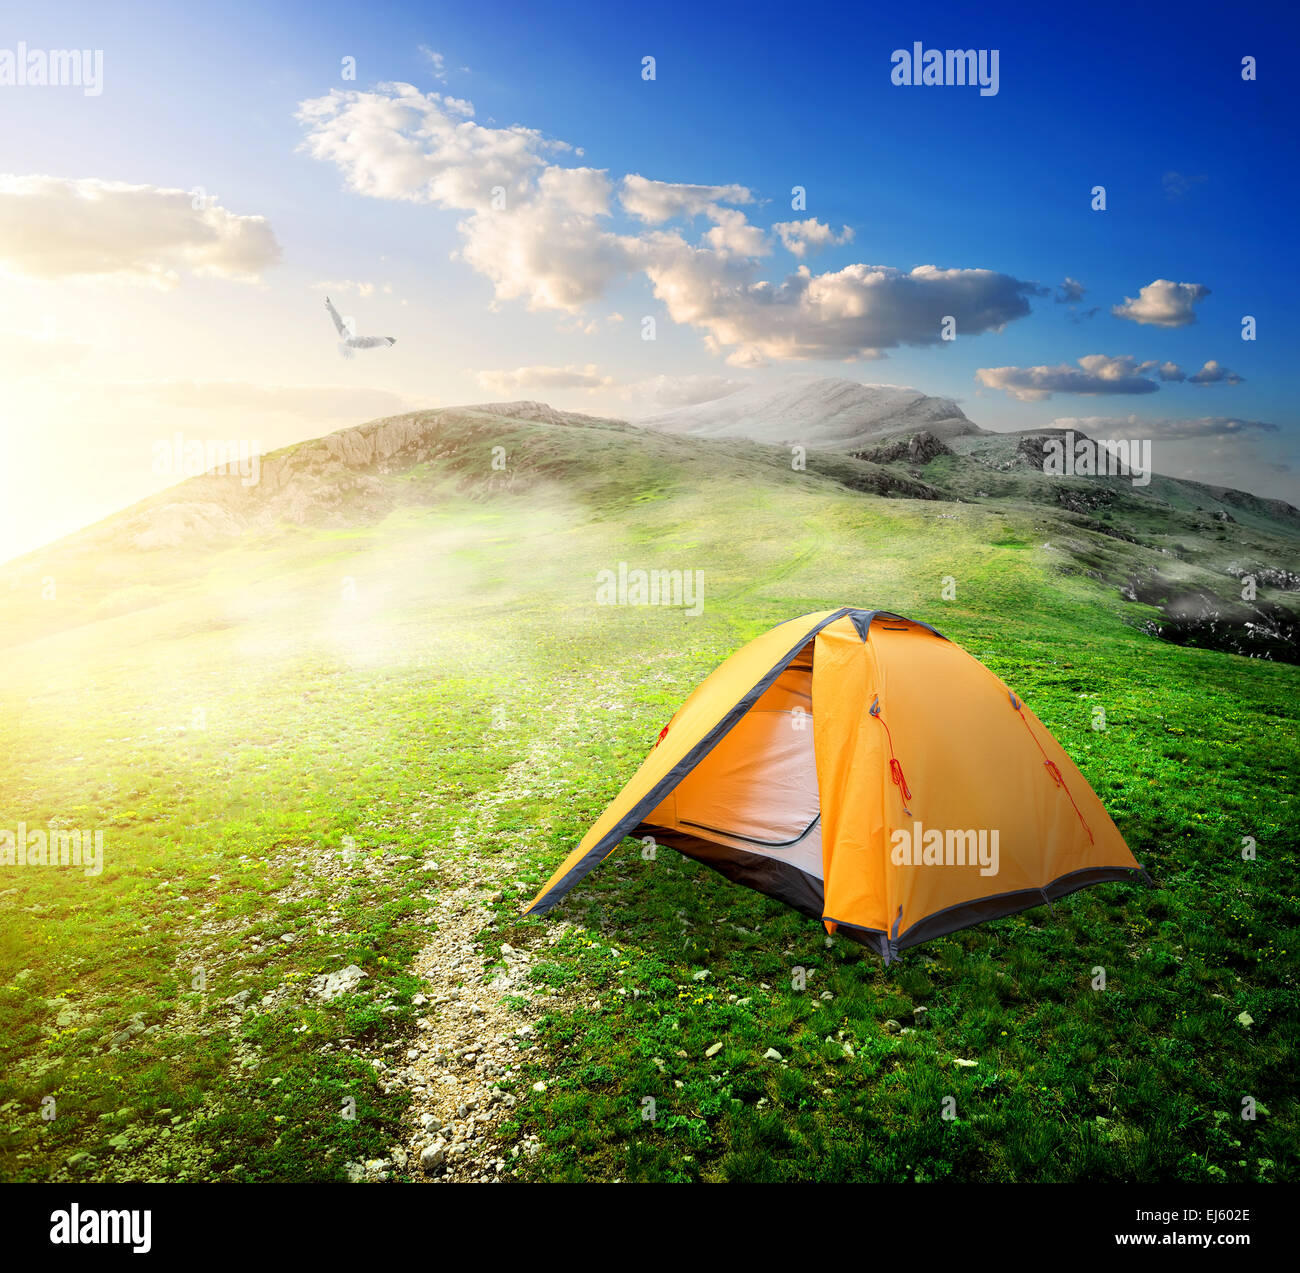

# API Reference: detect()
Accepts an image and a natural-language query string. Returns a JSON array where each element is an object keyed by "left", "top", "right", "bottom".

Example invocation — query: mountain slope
[
  {"left": 2, "top": 402, "right": 950, "bottom": 568},
  {"left": 0, "top": 393, "right": 1296, "bottom": 1186},
  {"left": 2, "top": 387, "right": 1296, "bottom": 662},
  {"left": 948, "top": 430, "right": 1300, "bottom": 537},
  {"left": 637, "top": 375, "right": 982, "bottom": 449}
]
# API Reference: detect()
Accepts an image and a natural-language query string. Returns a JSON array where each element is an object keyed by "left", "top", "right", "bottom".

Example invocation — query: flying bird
[{"left": 325, "top": 296, "right": 396, "bottom": 358}]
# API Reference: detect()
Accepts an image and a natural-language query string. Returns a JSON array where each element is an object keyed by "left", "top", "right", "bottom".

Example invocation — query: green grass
[{"left": 0, "top": 409, "right": 1295, "bottom": 1182}]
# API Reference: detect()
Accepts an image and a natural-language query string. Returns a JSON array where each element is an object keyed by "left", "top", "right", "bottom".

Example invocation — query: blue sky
[{"left": 1, "top": 0, "right": 1297, "bottom": 557}]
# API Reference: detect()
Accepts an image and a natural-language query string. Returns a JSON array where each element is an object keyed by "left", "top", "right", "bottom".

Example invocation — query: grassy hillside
[{"left": 0, "top": 407, "right": 1296, "bottom": 1182}]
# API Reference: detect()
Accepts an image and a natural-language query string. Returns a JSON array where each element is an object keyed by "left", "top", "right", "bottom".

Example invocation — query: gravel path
[{"left": 395, "top": 878, "right": 573, "bottom": 1182}]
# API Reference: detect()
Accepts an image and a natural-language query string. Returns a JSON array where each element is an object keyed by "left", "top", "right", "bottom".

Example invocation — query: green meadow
[{"left": 0, "top": 408, "right": 1296, "bottom": 1182}]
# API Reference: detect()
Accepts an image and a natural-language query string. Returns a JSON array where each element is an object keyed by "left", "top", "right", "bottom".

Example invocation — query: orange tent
[{"left": 525, "top": 608, "right": 1144, "bottom": 960}]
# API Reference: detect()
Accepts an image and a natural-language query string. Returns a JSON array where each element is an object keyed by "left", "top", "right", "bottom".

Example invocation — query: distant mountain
[
  {"left": 13, "top": 403, "right": 629, "bottom": 556},
  {"left": 636, "top": 375, "right": 982, "bottom": 450},
  {"left": 947, "top": 429, "right": 1300, "bottom": 537},
  {"left": 2, "top": 393, "right": 1296, "bottom": 662},
  {"left": 8, "top": 388, "right": 1296, "bottom": 565}
]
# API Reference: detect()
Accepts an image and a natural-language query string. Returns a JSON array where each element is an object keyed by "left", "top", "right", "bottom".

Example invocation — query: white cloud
[
  {"left": 297, "top": 86, "right": 632, "bottom": 313},
  {"left": 699, "top": 207, "right": 768, "bottom": 258},
  {"left": 295, "top": 83, "right": 566, "bottom": 210},
  {"left": 1050, "top": 414, "right": 1276, "bottom": 439},
  {"left": 772, "top": 218, "right": 854, "bottom": 258},
  {"left": 639, "top": 254, "right": 1037, "bottom": 365},
  {"left": 617, "top": 176, "right": 771, "bottom": 262},
  {"left": 1112, "top": 278, "right": 1210, "bottom": 327},
  {"left": 297, "top": 84, "right": 1037, "bottom": 360},
  {"left": 419, "top": 46, "right": 448, "bottom": 81},
  {"left": 981, "top": 353, "right": 1246, "bottom": 400},
  {"left": 618, "top": 175, "right": 755, "bottom": 224},
  {"left": 456, "top": 191, "right": 633, "bottom": 312},
  {"left": 1189, "top": 358, "right": 1244, "bottom": 385},
  {"left": 1162, "top": 171, "right": 1206, "bottom": 200},
  {"left": 977, "top": 354, "right": 1163, "bottom": 400},
  {"left": 0, "top": 174, "right": 280, "bottom": 287},
  {"left": 312, "top": 279, "right": 393, "bottom": 298},
  {"left": 450, "top": 164, "right": 635, "bottom": 312},
  {"left": 1056, "top": 277, "right": 1086, "bottom": 303},
  {"left": 475, "top": 363, "right": 612, "bottom": 395},
  {"left": 534, "top": 164, "right": 614, "bottom": 217},
  {"left": 617, "top": 373, "right": 746, "bottom": 413}
]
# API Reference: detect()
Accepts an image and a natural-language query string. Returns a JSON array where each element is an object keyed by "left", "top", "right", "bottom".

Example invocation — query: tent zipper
[
  {"left": 1007, "top": 691, "right": 1094, "bottom": 843},
  {"left": 869, "top": 695, "right": 913, "bottom": 816}
]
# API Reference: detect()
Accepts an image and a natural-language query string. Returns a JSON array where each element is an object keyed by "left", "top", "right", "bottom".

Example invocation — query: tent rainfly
[{"left": 524, "top": 608, "right": 1145, "bottom": 960}]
